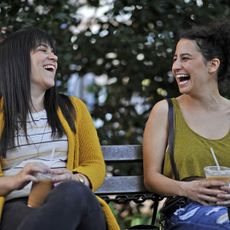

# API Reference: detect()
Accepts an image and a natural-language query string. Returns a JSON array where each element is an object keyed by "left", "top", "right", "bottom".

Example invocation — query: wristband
[{"left": 76, "top": 174, "right": 86, "bottom": 185}]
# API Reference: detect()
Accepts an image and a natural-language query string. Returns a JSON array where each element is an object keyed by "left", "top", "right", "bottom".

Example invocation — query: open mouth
[
  {"left": 44, "top": 64, "right": 55, "bottom": 72},
  {"left": 177, "top": 74, "right": 190, "bottom": 83}
]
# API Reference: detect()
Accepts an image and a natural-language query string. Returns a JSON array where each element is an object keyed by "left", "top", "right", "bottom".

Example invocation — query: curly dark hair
[{"left": 178, "top": 20, "right": 230, "bottom": 82}]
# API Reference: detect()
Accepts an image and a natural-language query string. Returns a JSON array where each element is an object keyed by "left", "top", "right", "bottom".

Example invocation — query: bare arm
[
  {"left": 143, "top": 99, "right": 226, "bottom": 204},
  {"left": 143, "top": 100, "right": 184, "bottom": 196}
]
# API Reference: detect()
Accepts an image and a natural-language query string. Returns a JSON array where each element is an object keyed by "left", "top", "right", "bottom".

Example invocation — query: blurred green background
[{"left": 1, "top": 0, "right": 230, "bottom": 228}]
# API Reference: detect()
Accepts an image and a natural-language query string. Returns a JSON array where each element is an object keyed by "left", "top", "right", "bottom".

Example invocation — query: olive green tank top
[{"left": 163, "top": 98, "right": 230, "bottom": 180}]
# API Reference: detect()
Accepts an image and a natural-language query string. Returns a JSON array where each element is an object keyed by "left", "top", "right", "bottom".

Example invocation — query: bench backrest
[
  {"left": 95, "top": 145, "right": 158, "bottom": 204},
  {"left": 95, "top": 145, "right": 161, "bottom": 226},
  {"left": 95, "top": 145, "right": 145, "bottom": 195}
]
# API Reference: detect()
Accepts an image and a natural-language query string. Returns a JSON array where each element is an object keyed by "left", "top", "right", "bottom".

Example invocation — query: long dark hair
[{"left": 0, "top": 27, "right": 76, "bottom": 157}]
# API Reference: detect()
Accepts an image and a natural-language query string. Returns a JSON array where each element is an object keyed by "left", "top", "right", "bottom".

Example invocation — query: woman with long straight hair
[{"left": 0, "top": 27, "right": 119, "bottom": 230}]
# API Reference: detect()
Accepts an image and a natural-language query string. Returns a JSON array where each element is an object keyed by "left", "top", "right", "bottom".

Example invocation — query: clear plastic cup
[
  {"left": 204, "top": 166, "right": 230, "bottom": 183},
  {"left": 27, "top": 172, "right": 53, "bottom": 208}
]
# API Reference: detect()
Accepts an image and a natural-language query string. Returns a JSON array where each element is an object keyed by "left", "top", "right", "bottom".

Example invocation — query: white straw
[
  {"left": 210, "top": 147, "right": 220, "bottom": 170},
  {"left": 49, "top": 146, "right": 55, "bottom": 168}
]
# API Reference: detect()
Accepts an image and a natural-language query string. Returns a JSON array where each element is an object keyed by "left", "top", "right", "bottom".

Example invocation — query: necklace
[
  {"left": 28, "top": 116, "right": 48, "bottom": 155},
  {"left": 31, "top": 124, "right": 47, "bottom": 155}
]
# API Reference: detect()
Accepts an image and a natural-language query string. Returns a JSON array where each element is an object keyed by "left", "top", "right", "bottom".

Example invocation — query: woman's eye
[
  {"left": 182, "top": 57, "right": 189, "bottom": 61},
  {"left": 36, "top": 46, "right": 48, "bottom": 53},
  {"left": 40, "top": 49, "right": 48, "bottom": 53}
]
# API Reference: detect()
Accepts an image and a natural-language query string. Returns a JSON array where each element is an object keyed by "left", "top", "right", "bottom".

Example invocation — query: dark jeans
[{"left": 0, "top": 181, "right": 107, "bottom": 230}]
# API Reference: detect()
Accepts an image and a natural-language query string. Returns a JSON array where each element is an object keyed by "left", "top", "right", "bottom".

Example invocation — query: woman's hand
[
  {"left": 50, "top": 168, "right": 75, "bottom": 184},
  {"left": 181, "top": 179, "right": 227, "bottom": 205},
  {"left": 12, "top": 162, "right": 51, "bottom": 190},
  {"left": 51, "top": 168, "right": 90, "bottom": 187},
  {"left": 216, "top": 184, "right": 230, "bottom": 206}
]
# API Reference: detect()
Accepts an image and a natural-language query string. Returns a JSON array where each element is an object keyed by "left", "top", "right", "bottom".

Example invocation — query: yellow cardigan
[{"left": 0, "top": 97, "right": 120, "bottom": 230}]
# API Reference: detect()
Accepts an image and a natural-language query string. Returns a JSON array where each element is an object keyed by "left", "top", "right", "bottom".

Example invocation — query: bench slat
[
  {"left": 95, "top": 145, "right": 160, "bottom": 206},
  {"left": 95, "top": 175, "right": 146, "bottom": 195},
  {"left": 101, "top": 145, "right": 142, "bottom": 162}
]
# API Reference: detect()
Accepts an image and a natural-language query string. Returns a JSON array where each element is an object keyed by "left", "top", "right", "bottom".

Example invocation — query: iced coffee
[
  {"left": 28, "top": 172, "right": 53, "bottom": 208},
  {"left": 204, "top": 166, "right": 230, "bottom": 183}
]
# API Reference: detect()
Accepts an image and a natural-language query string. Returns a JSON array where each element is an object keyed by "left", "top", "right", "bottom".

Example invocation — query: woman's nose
[
  {"left": 172, "top": 59, "right": 181, "bottom": 71},
  {"left": 48, "top": 52, "right": 58, "bottom": 62}
]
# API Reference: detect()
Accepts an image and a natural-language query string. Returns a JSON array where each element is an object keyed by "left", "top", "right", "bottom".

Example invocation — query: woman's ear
[{"left": 208, "top": 58, "right": 220, "bottom": 74}]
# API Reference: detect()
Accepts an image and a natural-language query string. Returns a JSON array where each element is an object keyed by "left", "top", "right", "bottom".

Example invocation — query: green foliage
[
  {"left": 74, "top": 0, "right": 230, "bottom": 144},
  {"left": 109, "top": 201, "right": 154, "bottom": 229},
  {"left": 1, "top": 1, "right": 230, "bottom": 228}
]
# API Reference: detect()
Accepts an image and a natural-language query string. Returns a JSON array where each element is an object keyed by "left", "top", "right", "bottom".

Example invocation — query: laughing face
[
  {"left": 30, "top": 43, "right": 58, "bottom": 92},
  {"left": 172, "top": 38, "right": 210, "bottom": 95}
]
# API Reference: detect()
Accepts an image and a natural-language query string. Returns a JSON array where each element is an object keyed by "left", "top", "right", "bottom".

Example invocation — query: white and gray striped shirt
[{"left": 2, "top": 109, "right": 68, "bottom": 200}]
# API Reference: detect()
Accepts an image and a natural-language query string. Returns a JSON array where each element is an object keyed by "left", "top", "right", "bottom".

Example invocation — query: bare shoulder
[
  {"left": 149, "top": 99, "right": 169, "bottom": 119},
  {"left": 143, "top": 99, "right": 170, "bottom": 170},
  {"left": 144, "top": 99, "right": 169, "bottom": 131}
]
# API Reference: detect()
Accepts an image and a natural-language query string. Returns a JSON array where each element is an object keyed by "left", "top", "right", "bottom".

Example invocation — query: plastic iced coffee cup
[
  {"left": 204, "top": 166, "right": 230, "bottom": 183},
  {"left": 27, "top": 172, "right": 53, "bottom": 208}
]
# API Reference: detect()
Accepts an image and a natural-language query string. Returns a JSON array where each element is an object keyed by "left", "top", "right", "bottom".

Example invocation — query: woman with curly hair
[{"left": 144, "top": 20, "right": 230, "bottom": 229}]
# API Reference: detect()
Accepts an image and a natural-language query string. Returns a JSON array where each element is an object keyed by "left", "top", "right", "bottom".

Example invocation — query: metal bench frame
[{"left": 95, "top": 145, "right": 163, "bottom": 224}]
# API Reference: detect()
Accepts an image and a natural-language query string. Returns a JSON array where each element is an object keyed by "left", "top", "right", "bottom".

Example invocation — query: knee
[
  {"left": 54, "top": 181, "right": 95, "bottom": 206},
  {"left": 60, "top": 180, "right": 90, "bottom": 197},
  {"left": 46, "top": 181, "right": 103, "bottom": 221}
]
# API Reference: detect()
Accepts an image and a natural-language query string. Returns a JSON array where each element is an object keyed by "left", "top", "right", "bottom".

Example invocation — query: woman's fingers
[
  {"left": 201, "top": 179, "right": 226, "bottom": 188},
  {"left": 216, "top": 194, "right": 230, "bottom": 206},
  {"left": 184, "top": 179, "right": 228, "bottom": 205},
  {"left": 22, "top": 162, "right": 51, "bottom": 175},
  {"left": 13, "top": 162, "right": 52, "bottom": 190},
  {"left": 216, "top": 185, "right": 230, "bottom": 206},
  {"left": 51, "top": 168, "right": 67, "bottom": 175},
  {"left": 198, "top": 180, "right": 230, "bottom": 205},
  {"left": 50, "top": 168, "right": 74, "bottom": 183}
]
